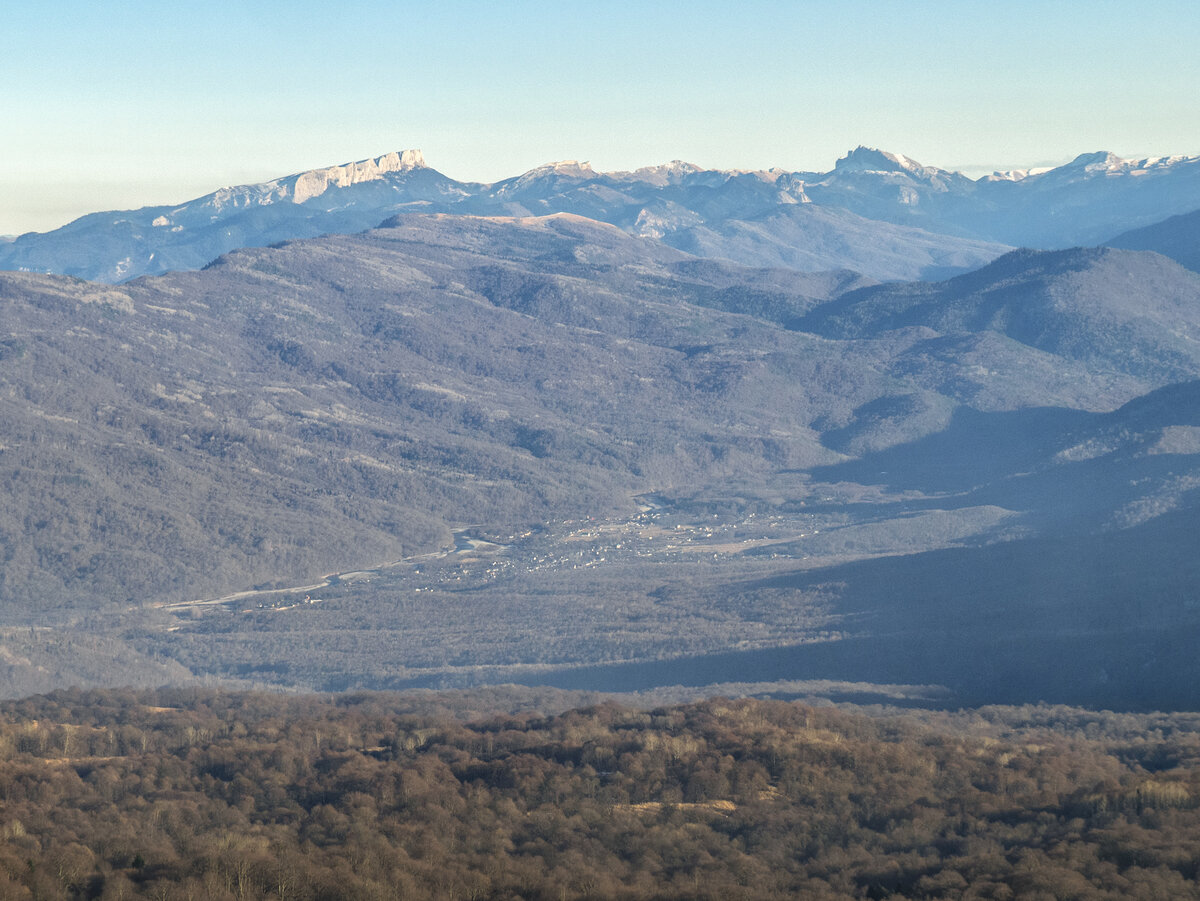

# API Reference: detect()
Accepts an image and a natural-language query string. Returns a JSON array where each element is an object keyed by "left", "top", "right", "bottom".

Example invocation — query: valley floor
[{"left": 7, "top": 484, "right": 1197, "bottom": 712}]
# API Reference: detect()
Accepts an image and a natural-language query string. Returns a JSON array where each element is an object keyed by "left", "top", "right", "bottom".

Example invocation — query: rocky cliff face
[{"left": 291, "top": 149, "right": 427, "bottom": 203}]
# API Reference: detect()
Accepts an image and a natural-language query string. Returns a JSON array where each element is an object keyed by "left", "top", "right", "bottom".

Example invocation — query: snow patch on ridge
[
  {"left": 522, "top": 160, "right": 597, "bottom": 179},
  {"left": 983, "top": 168, "right": 1053, "bottom": 183},
  {"left": 1062, "top": 151, "right": 1197, "bottom": 177},
  {"left": 618, "top": 160, "right": 704, "bottom": 186}
]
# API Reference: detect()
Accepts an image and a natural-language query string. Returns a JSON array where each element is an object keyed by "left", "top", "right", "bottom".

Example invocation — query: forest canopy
[{"left": 1, "top": 689, "right": 1200, "bottom": 898}]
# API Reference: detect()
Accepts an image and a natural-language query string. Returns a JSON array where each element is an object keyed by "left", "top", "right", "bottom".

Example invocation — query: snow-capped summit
[
  {"left": 521, "top": 160, "right": 597, "bottom": 179},
  {"left": 197, "top": 150, "right": 429, "bottom": 213},
  {"left": 492, "top": 160, "right": 600, "bottom": 196},
  {"left": 982, "top": 167, "right": 1053, "bottom": 183},
  {"left": 825, "top": 148, "right": 968, "bottom": 193},
  {"left": 1034, "top": 151, "right": 1200, "bottom": 188},
  {"left": 289, "top": 150, "right": 426, "bottom": 204},
  {"left": 834, "top": 146, "right": 925, "bottom": 174},
  {"left": 619, "top": 160, "right": 705, "bottom": 186},
  {"left": 1066, "top": 151, "right": 1131, "bottom": 174}
]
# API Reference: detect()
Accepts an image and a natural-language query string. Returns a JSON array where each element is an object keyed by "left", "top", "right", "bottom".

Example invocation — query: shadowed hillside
[{"left": 1107, "top": 207, "right": 1200, "bottom": 273}]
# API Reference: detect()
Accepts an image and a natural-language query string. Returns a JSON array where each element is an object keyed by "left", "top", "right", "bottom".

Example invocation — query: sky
[{"left": 3, "top": 0, "right": 1199, "bottom": 236}]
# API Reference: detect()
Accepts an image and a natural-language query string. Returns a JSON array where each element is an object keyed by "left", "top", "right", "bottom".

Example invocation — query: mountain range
[
  {"left": 4, "top": 135, "right": 1200, "bottom": 706},
  {"left": 7, "top": 146, "right": 1200, "bottom": 285},
  {"left": 3, "top": 186, "right": 1200, "bottom": 706}
]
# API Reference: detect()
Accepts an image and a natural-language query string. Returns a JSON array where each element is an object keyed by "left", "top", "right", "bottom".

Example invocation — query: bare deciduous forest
[{"left": 1, "top": 689, "right": 1200, "bottom": 899}]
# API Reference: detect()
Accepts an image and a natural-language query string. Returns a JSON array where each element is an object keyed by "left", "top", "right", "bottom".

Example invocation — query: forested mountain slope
[
  {"left": 0, "top": 214, "right": 877, "bottom": 608},
  {"left": 3, "top": 215, "right": 1200, "bottom": 705},
  {"left": 1106, "top": 207, "right": 1200, "bottom": 273}
]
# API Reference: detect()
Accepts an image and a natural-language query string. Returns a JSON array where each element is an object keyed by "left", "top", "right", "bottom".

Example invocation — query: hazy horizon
[{"left": 5, "top": 0, "right": 1198, "bottom": 236}]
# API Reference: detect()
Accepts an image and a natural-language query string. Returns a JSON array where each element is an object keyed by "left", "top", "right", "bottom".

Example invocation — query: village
[{"left": 154, "top": 496, "right": 829, "bottom": 625}]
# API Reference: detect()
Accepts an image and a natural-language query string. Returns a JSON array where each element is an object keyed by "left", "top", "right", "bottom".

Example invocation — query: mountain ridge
[
  {"left": 0, "top": 148, "right": 1008, "bottom": 283},
  {"left": 1105, "top": 207, "right": 1200, "bottom": 273},
  {"left": 9, "top": 144, "right": 1199, "bottom": 285}
]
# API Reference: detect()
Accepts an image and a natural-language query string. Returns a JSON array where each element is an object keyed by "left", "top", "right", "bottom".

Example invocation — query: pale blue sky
[{"left": 3, "top": 0, "right": 1199, "bottom": 235}]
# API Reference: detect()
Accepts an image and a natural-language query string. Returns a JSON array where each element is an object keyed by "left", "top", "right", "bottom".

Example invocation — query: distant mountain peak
[
  {"left": 287, "top": 149, "right": 426, "bottom": 204},
  {"left": 522, "top": 160, "right": 597, "bottom": 179},
  {"left": 199, "top": 150, "right": 428, "bottom": 212},
  {"left": 1060, "top": 151, "right": 1199, "bottom": 178},
  {"left": 1066, "top": 151, "right": 1129, "bottom": 173},
  {"left": 641, "top": 159, "right": 701, "bottom": 174},
  {"left": 620, "top": 160, "right": 704, "bottom": 185},
  {"left": 834, "top": 146, "right": 926, "bottom": 175},
  {"left": 982, "top": 167, "right": 1053, "bottom": 183}
]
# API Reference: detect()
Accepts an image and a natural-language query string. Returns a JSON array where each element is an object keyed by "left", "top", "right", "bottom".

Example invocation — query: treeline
[{"left": 1, "top": 689, "right": 1200, "bottom": 898}]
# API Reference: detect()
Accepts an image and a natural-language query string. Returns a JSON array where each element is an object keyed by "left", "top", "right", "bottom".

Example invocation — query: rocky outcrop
[{"left": 291, "top": 150, "right": 427, "bottom": 203}]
